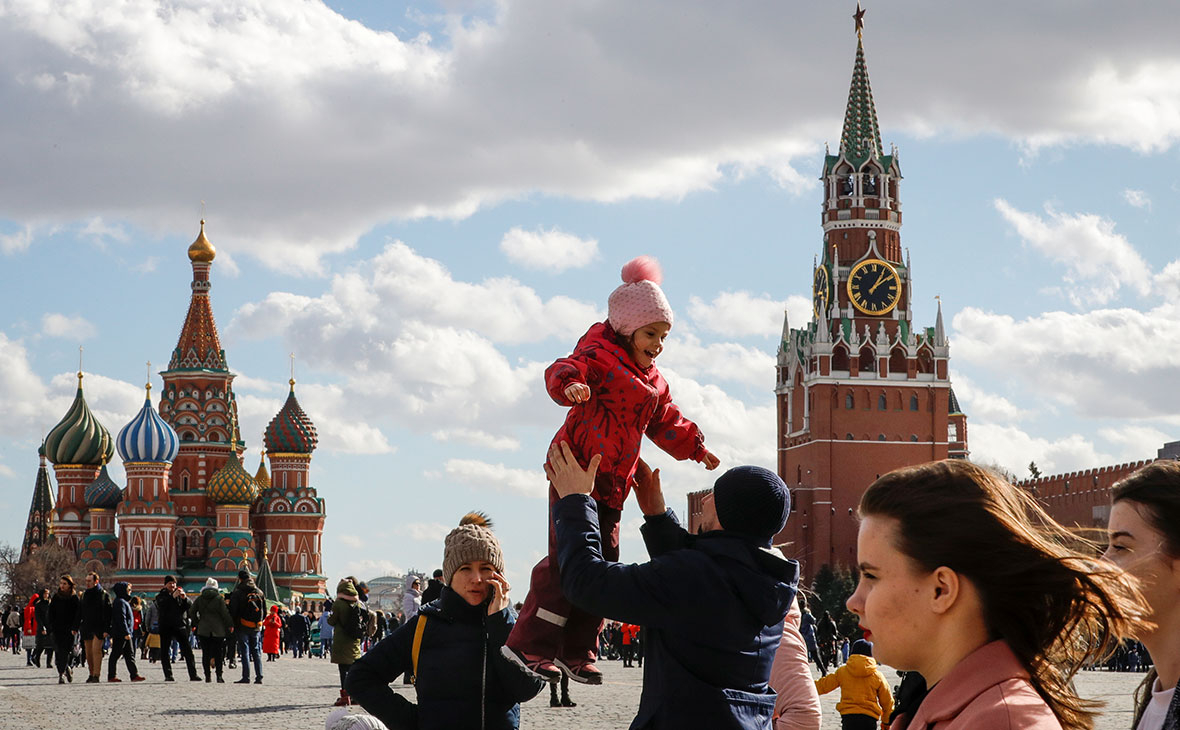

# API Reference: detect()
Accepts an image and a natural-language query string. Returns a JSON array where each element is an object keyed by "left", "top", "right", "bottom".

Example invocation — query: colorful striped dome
[
  {"left": 45, "top": 374, "right": 114, "bottom": 466},
  {"left": 117, "top": 387, "right": 180, "bottom": 463},
  {"left": 264, "top": 381, "right": 318, "bottom": 454},
  {"left": 83, "top": 464, "right": 122, "bottom": 508},
  {"left": 208, "top": 451, "right": 258, "bottom": 505}
]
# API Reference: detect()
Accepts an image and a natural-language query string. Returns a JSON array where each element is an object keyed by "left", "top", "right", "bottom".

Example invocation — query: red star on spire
[{"left": 854, "top": 2, "right": 866, "bottom": 36}]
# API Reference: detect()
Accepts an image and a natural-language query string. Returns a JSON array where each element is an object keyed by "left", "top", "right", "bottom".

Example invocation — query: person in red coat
[
  {"left": 505, "top": 256, "right": 720, "bottom": 686},
  {"left": 262, "top": 606, "right": 283, "bottom": 661}
]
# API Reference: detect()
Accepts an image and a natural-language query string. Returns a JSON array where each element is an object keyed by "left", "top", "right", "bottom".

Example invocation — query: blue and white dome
[{"left": 117, "top": 387, "right": 180, "bottom": 463}]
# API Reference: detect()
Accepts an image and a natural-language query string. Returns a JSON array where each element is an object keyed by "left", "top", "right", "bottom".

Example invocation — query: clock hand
[{"left": 869, "top": 274, "right": 886, "bottom": 294}]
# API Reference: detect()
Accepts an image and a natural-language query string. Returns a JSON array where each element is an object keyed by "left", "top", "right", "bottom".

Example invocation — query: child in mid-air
[{"left": 505, "top": 256, "right": 719, "bottom": 685}]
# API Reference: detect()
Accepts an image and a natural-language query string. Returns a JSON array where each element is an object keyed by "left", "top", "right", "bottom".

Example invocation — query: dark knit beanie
[
  {"left": 712, "top": 465, "right": 790, "bottom": 545},
  {"left": 442, "top": 512, "right": 505, "bottom": 584},
  {"left": 238, "top": 570, "right": 251, "bottom": 582},
  {"left": 164, "top": 574, "right": 176, "bottom": 584},
  {"left": 851, "top": 639, "right": 873, "bottom": 657}
]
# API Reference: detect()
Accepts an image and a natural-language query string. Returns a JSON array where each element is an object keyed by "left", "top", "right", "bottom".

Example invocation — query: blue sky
[{"left": 2, "top": 1, "right": 1179, "bottom": 588}]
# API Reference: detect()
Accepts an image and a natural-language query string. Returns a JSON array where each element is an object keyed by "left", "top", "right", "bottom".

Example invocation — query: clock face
[
  {"left": 813, "top": 266, "right": 831, "bottom": 320},
  {"left": 847, "top": 258, "right": 901, "bottom": 316}
]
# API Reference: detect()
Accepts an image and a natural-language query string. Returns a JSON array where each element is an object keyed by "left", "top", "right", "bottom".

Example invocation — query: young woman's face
[
  {"left": 449, "top": 561, "right": 498, "bottom": 607},
  {"left": 625, "top": 322, "right": 672, "bottom": 369},
  {"left": 1103, "top": 500, "right": 1179, "bottom": 640},
  {"left": 846, "top": 515, "right": 933, "bottom": 671}
]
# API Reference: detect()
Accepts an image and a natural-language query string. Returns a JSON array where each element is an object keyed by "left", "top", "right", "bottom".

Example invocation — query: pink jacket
[
  {"left": 770, "top": 598, "right": 823, "bottom": 730},
  {"left": 889, "top": 640, "right": 1062, "bottom": 730}
]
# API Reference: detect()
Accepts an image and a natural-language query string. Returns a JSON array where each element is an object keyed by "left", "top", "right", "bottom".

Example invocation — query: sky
[{"left": 2, "top": 0, "right": 1180, "bottom": 589}]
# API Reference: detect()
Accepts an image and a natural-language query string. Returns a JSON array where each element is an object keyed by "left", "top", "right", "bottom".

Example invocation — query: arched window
[
  {"left": 845, "top": 393, "right": 855, "bottom": 409},
  {"left": 878, "top": 434, "right": 886, "bottom": 441},
  {"left": 910, "top": 394, "right": 919, "bottom": 411},
  {"left": 878, "top": 394, "right": 887, "bottom": 410},
  {"left": 846, "top": 433, "right": 854, "bottom": 440},
  {"left": 910, "top": 434, "right": 918, "bottom": 442}
]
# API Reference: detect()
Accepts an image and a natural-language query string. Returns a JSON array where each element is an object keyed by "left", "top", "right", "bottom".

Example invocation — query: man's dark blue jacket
[
  {"left": 555, "top": 494, "right": 800, "bottom": 730},
  {"left": 109, "top": 582, "right": 134, "bottom": 638}
]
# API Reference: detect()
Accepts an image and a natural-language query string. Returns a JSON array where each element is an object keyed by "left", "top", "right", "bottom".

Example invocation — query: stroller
[{"left": 309, "top": 622, "right": 323, "bottom": 658}]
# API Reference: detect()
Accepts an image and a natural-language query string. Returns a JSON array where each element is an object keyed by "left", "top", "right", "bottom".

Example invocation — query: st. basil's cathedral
[{"left": 19, "top": 222, "right": 329, "bottom": 600}]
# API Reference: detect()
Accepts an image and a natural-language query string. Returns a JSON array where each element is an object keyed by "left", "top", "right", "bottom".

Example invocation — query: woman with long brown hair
[
  {"left": 1103, "top": 460, "right": 1180, "bottom": 730},
  {"left": 848, "top": 459, "right": 1146, "bottom": 729}
]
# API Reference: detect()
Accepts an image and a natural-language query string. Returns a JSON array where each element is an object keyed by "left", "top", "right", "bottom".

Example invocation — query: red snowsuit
[
  {"left": 262, "top": 607, "right": 282, "bottom": 655},
  {"left": 508, "top": 321, "right": 708, "bottom": 664}
]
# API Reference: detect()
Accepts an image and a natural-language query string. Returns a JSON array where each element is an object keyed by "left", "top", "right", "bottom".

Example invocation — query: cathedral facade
[{"left": 21, "top": 222, "right": 328, "bottom": 599}]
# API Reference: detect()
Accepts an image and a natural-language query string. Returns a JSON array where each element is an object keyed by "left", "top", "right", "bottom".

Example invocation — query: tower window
[
  {"left": 846, "top": 433, "right": 854, "bottom": 440},
  {"left": 878, "top": 434, "right": 886, "bottom": 441},
  {"left": 878, "top": 395, "right": 887, "bottom": 410},
  {"left": 910, "top": 435, "right": 918, "bottom": 442},
  {"left": 845, "top": 393, "right": 854, "bottom": 409},
  {"left": 910, "top": 394, "right": 919, "bottom": 411}
]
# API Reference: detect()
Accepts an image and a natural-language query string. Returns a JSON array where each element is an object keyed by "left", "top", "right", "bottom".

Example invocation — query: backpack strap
[{"left": 410, "top": 615, "right": 427, "bottom": 685}]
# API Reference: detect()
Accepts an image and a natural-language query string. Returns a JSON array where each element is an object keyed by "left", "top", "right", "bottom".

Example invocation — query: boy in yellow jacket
[{"left": 814, "top": 639, "right": 893, "bottom": 730}]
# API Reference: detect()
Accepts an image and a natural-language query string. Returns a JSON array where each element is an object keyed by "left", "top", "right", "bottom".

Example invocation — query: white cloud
[
  {"left": 499, "top": 227, "right": 599, "bottom": 272},
  {"left": 5, "top": 3, "right": 1180, "bottom": 266},
  {"left": 968, "top": 423, "right": 1112, "bottom": 479},
  {"left": 951, "top": 304, "right": 1180, "bottom": 419},
  {"left": 948, "top": 372, "right": 1031, "bottom": 423},
  {"left": 687, "top": 291, "right": 812, "bottom": 337},
  {"left": 441, "top": 459, "right": 547, "bottom": 499},
  {"left": 339, "top": 534, "right": 364, "bottom": 549},
  {"left": 81, "top": 216, "right": 129, "bottom": 244},
  {"left": 0, "top": 333, "right": 51, "bottom": 436},
  {"left": 994, "top": 199, "right": 1151, "bottom": 305},
  {"left": 1123, "top": 189, "right": 1152, "bottom": 210},
  {"left": 432, "top": 428, "right": 521, "bottom": 451},
  {"left": 1097, "top": 425, "right": 1173, "bottom": 462},
  {"left": 1155, "top": 260, "right": 1180, "bottom": 303},
  {"left": 0, "top": 462, "right": 14, "bottom": 478},
  {"left": 397, "top": 522, "right": 453, "bottom": 542},
  {"left": 41, "top": 313, "right": 97, "bottom": 340},
  {"left": 340, "top": 559, "right": 405, "bottom": 582},
  {"left": 660, "top": 331, "right": 775, "bottom": 389},
  {"left": 0, "top": 225, "right": 33, "bottom": 254}
]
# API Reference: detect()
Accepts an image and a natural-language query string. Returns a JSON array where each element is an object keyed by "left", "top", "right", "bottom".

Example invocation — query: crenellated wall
[{"left": 1016, "top": 459, "right": 1156, "bottom": 530}]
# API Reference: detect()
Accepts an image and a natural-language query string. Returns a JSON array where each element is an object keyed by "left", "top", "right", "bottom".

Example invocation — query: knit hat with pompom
[
  {"left": 442, "top": 512, "right": 505, "bottom": 585},
  {"left": 607, "top": 256, "right": 674, "bottom": 337}
]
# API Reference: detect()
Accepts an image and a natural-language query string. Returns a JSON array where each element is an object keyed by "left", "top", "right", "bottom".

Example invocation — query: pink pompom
[{"left": 620, "top": 256, "right": 663, "bottom": 285}]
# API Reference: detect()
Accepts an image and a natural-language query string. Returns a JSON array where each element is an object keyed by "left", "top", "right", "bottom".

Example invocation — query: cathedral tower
[
  {"left": 43, "top": 372, "right": 113, "bottom": 555},
  {"left": 19, "top": 443, "right": 55, "bottom": 560},
  {"left": 775, "top": 7, "right": 968, "bottom": 572}
]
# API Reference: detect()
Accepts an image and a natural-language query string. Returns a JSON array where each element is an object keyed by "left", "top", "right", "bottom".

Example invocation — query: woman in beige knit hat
[{"left": 345, "top": 513, "right": 545, "bottom": 730}]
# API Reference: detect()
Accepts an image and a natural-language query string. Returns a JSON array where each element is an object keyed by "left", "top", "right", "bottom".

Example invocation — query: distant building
[{"left": 23, "top": 221, "right": 328, "bottom": 600}]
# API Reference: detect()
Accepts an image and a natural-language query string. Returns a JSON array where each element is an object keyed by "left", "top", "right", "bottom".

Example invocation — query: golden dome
[{"left": 187, "top": 219, "right": 216, "bottom": 263}]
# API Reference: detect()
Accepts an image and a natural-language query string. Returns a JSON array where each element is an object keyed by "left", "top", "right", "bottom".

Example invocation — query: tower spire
[
  {"left": 839, "top": 6, "right": 884, "bottom": 166},
  {"left": 934, "top": 295, "right": 947, "bottom": 346},
  {"left": 168, "top": 220, "right": 227, "bottom": 371}
]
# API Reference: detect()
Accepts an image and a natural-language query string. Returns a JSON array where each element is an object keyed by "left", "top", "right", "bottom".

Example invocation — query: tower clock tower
[{"left": 775, "top": 7, "right": 969, "bottom": 573}]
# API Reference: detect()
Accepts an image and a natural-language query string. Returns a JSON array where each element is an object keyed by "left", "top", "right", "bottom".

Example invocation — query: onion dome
[
  {"left": 208, "top": 451, "right": 258, "bottom": 505},
  {"left": 254, "top": 452, "right": 271, "bottom": 490},
  {"left": 117, "top": 384, "right": 180, "bottom": 463},
  {"left": 187, "top": 219, "right": 216, "bottom": 262},
  {"left": 264, "top": 380, "right": 318, "bottom": 454},
  {"left": 83, "top": 464, "right": 122, "bottom": 509},
  {"left": 44, "top": 373, "right": 114, "bottom": 466}
]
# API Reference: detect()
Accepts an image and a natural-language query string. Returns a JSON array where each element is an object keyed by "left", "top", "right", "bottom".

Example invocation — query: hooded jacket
[
  {"left": 554, "top": 494, "right": 799, "bottom": 730},
  {"left": 888, "top": 640, "right": 1061, "bottom": 729},
  {"left": 188, "top": 587, "right": 233, "bottom": 638},
  {"left": 815, "top": 653, "right": 893, "bottom": 720},
  {"left": 229, "top": 577, "right": 263, "bottom": 630},
  {"left": 263, "top": 605, "right": 283, "bottom": 654},
  {"left": 328, "top": 579, "right": 364, "bottom": 664},
  {"left": 22, "top": 595, "right": 38, "bottom": 637},
  {"left": 347, "top": 585, "right": 544, "bottom": 730},
  {"left": 109, "top": 582, "right": 134, "bottom": 638},
  {"left": 546, "top": 322, "right": 707, "bottom": 510}
]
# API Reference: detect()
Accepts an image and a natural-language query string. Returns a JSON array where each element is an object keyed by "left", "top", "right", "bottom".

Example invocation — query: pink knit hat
[{"left": 608, "top": 256, "right": 674, "bottom": 337}]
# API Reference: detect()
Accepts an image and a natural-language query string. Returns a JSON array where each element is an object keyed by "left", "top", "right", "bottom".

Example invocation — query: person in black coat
[
  {"left": 155, "top": 575, "right": 199, "bottom": 681},
  {"left": 48, "top": 575, "right": 80, "bottom": 683},
  {"left": 78, "top": 571, "right": 111, "bottom": 682},
  {"left": 287, "top": 606, "right": 309, "bottom": 658},
  {"left": 106, "top": 582, "right": 143, "bottom": 682},
  {"left": 420, "top": 570, "right": 444, "bottom": 605},
  {"left": 544, "top": 444, "right": 799, "bottom": 730},
  {"left": 347, "top": 514, "right": 544, "bottom": 729}
]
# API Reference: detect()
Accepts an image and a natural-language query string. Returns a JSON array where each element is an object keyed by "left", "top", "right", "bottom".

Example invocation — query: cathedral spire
[
  {"left": 168, "top": 220, "right": 228, "bottom": 372},
  {"left": 20, "top": 444, "right": 56, "bottom": 560},
  {"left": 839, "top": 5, "right": 884, "bottom": 166}
]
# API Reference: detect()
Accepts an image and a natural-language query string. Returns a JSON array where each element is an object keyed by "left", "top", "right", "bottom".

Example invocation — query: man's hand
[
  {"left": 702, "top": 449, "right": 721, "bottom": 471},
  {"left": 545, "top": 441, "right": 600, "bottom": 499},
  {"left": 633, "top": 458, "right": 666, "bottom": 516},
  {"left": 486, "top": 572, "right": 511, "bottom": 616},
  {"left": 563, "top": 383, "right": 591, "bottom": 404}
]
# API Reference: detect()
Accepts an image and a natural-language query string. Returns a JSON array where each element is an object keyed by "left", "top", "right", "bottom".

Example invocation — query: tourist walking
[
  {"left": 420, "top": 569, "right": 444, "bottom": 604},
  {"left": 263, "top": 605, "right": 283, "bottom": 660},
  {"left": 33, "top": 588, "right": 53, "bottom": 669},
  {"left": 849, "top": 459, "right": 1146, "bottom": 729},
  {"left": 78, "top": 571, "right": 111, "bottom": 682},
  {"left": 229, "top": 569, "right": 265, "bottom": 684},
  {"left": 48, "top": 574, "right": 80, "bottom": 684},
  {"left": 4, "top": 604, "right": 21, "bottom": 653},
  {"left": 1102, "top": 461, "right": 1180, "bottom": 730},
  {"left": 106, "top": 581, "right": 145, "bottom": 683},
  {"left": 347, "top": 513, "right": 544, "bottom": 728},
  {"left": 769, "top": 595, "right": 822, "bottom": 730},
  {"left": 288, "top": 606, "right": 309, "bottom": 658},
  {"left": 155, "top": 575, "right": 199, "bottom": 682},
  {"left": 189, "top": 577, "right": 233, "bottom": 683},
  {"left": 814, "top": 639, "right": 891, "bottom": 729},
  {"left": 319, "top": 607, "right": 334, "bottom": 659},
  {"left": 540, "top": 445, "right": 798, "bottom": 729},
  {"left": 328, "top": 578, "right": 367, "bottom": 706}
]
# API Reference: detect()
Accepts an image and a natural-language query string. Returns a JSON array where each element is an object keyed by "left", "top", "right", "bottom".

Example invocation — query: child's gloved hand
[
  {"left": 702, "top": 450, "right": 721, "bottom": 470},
  {"left": 563, "top": 383, "right": 591, "bottom": 403}
]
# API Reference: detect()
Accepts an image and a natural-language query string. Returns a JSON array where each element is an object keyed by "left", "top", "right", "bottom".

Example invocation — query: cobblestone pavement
[{"left": 0, "top": 648, "right": 1144, "bottom": 728}]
